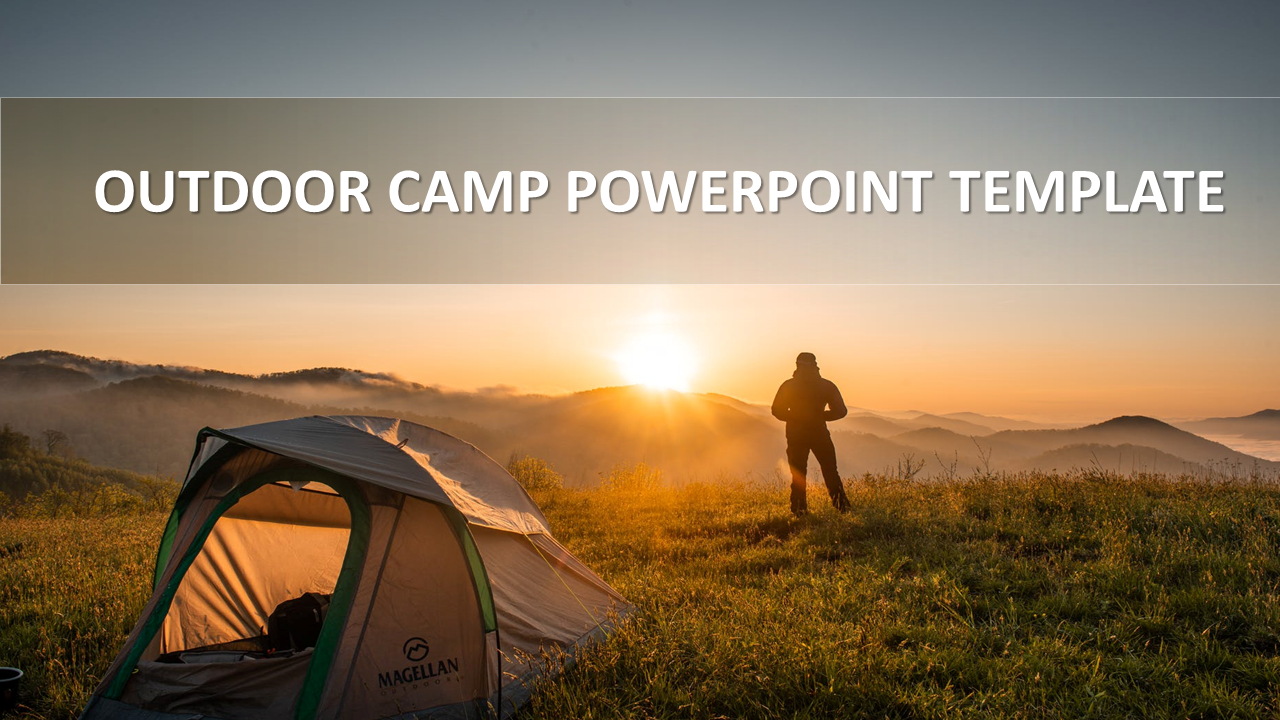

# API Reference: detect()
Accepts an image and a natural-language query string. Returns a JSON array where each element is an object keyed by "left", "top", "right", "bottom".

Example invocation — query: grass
[
  {"left": 4, "top": 471, "right": 1280, "bottom": 718},
  {"left": 0, "top": 516, "right": 161, "bottom": 718}
]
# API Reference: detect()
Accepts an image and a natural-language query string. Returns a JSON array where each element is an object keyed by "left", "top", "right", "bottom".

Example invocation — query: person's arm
[
  {"left": 771, "top": 382, "right": 791, "bottom": 421},
  {"left": 823, "top": 382, "right": 848, "bottom": 421}
]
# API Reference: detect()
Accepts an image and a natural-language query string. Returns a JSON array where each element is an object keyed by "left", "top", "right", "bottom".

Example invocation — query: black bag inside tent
[{"left": 267, "top": 592, "right": 331, "bottom": 652}]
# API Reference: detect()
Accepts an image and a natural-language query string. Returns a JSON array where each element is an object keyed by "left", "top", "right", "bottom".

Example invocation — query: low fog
[{"left": 2, "top": 350, "right": 1277, "bottom": 484}]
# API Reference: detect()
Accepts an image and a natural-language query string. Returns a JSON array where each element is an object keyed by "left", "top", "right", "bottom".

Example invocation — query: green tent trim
[{"left": 105, "top": 465, "right": 371, "bottom": 720}]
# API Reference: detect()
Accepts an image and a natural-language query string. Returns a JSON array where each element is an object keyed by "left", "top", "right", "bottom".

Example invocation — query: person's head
[{"left": 795, "top": 352, "right": 819, "bottom": 374}]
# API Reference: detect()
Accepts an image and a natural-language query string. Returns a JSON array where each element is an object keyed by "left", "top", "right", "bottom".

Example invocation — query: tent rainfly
[{"left": 80, "top": 416, "right": 631, "bottom": 720}]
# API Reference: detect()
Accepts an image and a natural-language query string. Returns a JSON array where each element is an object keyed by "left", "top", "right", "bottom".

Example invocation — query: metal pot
[{"left": 0, "top": 667, "right": 22, "bottom": 713}]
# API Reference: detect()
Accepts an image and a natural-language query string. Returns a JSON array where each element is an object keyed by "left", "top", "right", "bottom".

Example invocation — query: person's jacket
[{"left": 771, "top": 368, "right": 847, "bottom": 435}]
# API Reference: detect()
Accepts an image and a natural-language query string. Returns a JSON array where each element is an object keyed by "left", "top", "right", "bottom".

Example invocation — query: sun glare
[{"left": 615, "top": 333, "right": 697, "bottom": 391}]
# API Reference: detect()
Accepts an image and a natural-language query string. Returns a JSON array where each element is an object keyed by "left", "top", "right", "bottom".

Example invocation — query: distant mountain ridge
[
  {"left": 1, "top": 350, "right": 247, "bottom": 385},
  {"left": 1, "top": 350, "right": 1276, "bottom": 482},
  {"left": 1, "top": 350, "right": 423, "bottom": 392},
  {"left": 0, "top": 362, "right": 100, "bottom": 398},
  {"left": 1177, "top": 409, "right": 1280, "bottom": 441},
  {"left": 986, "top": 416, "right": 1273, "bottom": 471},
  {"left": 940, "top": 411, "right": 1059, "bottom": 432}
]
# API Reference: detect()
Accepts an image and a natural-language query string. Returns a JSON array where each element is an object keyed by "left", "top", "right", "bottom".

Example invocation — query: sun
[{"left": 615, "top": 332, "right": 697, "bottom": 391}]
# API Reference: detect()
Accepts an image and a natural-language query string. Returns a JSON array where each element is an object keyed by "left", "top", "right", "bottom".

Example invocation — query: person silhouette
[{"left": 771, "top": 352, "right": 851, "bottom": 516}]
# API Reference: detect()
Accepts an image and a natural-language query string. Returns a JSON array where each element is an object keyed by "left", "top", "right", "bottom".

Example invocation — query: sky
[
  {"left": 0, "top": 2, "right": 1277, "bottom": 425},
  {"left": 2, "top": 1, "right": 1280, "bottom": 97},
  {"left": 0, "top": 284, "right": 1275, "bottom": 423}
]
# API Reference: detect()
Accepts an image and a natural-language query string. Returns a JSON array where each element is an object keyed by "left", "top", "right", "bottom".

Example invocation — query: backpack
[{"left": 266, "top": 592, "right": 331, "bottom": 652}]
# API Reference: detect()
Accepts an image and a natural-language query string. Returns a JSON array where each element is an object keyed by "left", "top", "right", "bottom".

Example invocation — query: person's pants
[{"left": 786, "top": 431, "right": 850, "bottom": 515}]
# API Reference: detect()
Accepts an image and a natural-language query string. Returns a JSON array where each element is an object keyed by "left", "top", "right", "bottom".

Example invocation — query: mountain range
[{"left": 1, "top": 350, "right": 1276, "bottom": 484}]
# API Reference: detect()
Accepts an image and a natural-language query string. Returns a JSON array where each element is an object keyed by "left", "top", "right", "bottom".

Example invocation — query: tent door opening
[{"left": 110, "top": 466, "right": 370, "bottom": 720}]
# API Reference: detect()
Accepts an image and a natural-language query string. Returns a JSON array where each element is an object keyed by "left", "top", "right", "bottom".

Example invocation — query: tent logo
[
  {"left": 403, "top": 637, "right": 431, "bottom": 662},
  {"left": 378, "top": 637, "right": 461, "bottom": 691}
]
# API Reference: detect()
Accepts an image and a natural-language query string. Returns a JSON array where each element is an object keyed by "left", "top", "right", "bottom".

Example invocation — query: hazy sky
[
  {"left": 1, "top": 284, "right": 1275, "bottom": 423},
  {"left": 2, "top": 1, "right": 1280, "bottom": 97}
]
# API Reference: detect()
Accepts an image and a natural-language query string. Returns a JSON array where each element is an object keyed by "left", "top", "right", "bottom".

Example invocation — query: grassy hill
[
  {"left": 4, "top": 466, "right": 1280, "bottom": 719},
  {"left": 0, "top": 425, "right": 176, "bottom": 517}
]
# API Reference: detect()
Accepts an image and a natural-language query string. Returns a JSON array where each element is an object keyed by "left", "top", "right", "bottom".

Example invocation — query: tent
[{"left": 81, "top": 415, "right": 631, "bottom": 720}]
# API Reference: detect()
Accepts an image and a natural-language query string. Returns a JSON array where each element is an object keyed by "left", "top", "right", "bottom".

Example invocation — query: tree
[
  {"left": 42, "top": 429, "right": 70, "bottom": 457},
  {"left": 0, "top": 425, "right": 33, "bottom": 461}
]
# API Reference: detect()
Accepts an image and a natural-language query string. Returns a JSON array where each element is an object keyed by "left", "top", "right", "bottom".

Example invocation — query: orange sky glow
[{"left": 0, "top": 284, "right": 1275, "bottom": 423}]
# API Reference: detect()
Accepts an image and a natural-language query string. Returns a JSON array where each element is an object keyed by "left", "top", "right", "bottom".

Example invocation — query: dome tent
[{"left": 80, "top": 416, "right": 631, "bottom": 720}]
